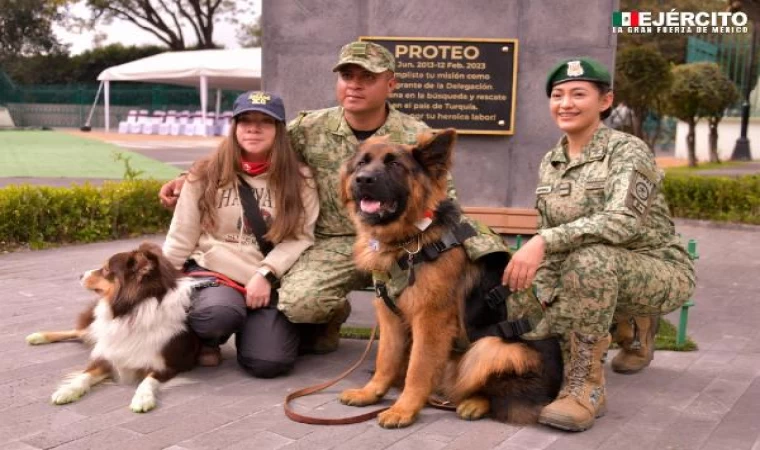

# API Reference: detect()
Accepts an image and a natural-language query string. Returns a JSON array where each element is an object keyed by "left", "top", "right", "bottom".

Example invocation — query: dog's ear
[
  {"left": 339, "top": 152, "right": 359, "bottom": 206},
  {"left": 411, "top": 128, "right": 456, "bottom": 179},
  {"left": 129, "top": 251, "right": 155, "bottom": 281},
  {"left": 138, "top": 241, "right": 162, "bottom": 257}
]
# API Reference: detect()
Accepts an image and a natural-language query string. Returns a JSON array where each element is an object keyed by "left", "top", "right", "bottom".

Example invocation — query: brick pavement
[{"left": 1, "top": 219, "right": 759, "bottom": 449}]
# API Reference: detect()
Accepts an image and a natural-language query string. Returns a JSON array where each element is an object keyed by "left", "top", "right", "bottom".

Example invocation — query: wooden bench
[{"left": 462, "top": 206, "right": 538, "bottom": 236}]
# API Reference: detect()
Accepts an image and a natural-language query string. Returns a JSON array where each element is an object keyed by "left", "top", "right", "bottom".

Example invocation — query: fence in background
[{"left": 0, "top": 74, "right": 241, "bottom": 128}]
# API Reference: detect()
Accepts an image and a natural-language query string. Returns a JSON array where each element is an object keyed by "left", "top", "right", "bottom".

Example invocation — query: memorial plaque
[{"left": 361, "top": 37, "right": 518, "bottom": 135}]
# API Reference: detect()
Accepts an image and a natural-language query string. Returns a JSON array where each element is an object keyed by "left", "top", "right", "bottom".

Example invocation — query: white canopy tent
[{"left": 96, "top": 48, "right": 262, "bottom": 134}]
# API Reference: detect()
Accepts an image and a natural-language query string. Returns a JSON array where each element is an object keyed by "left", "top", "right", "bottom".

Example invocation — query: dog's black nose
[
  {"left": 355, "top": 173, "right": 376, "bottom": 185},
  {"left": 79, "top": 274, "right": 84, "bottom": 280}
]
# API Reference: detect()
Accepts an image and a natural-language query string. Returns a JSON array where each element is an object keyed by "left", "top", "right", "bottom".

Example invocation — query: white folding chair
[
  {"left": 128, "top": 110, "right": 150, "bottom": 134},
  {"left": 216, "top": 111, "right": 234, "bottom": 136},
  {"left": 183, "top": 110, "right": 204, "bottom": 136},
  {"left": 118, "top": 110, "right": 138, "bottom": 134},
  {"left": 158, "top": 110, "right": 178, "bottom": 135},
  {"left": 170, "top": 110, "right": 190, "bottom": 136},
  {"left": 193, "top": 112, "right": 216, "bottom": 136},
  {"left": 141, "top": 110, "right": 166, "bottom": 134}
]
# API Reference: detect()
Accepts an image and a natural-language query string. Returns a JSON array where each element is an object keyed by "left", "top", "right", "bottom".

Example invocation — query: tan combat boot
[
  {"left": 299, "top": 302, "right": 352, "bottom": 354},
  {"left": 611, "top": 314, "right": 659, "bottom": 374},
  {"left": 538, "top": 332, "right": 611, "bottom": 432}
]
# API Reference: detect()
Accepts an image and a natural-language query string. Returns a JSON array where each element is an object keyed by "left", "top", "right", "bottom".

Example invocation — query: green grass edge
[{"left": 340, "top": 317, "right": 697, "bottom": 352}]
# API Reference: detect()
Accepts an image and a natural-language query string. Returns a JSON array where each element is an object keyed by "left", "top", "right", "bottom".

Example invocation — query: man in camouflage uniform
[
  {"left": 280, "top": 41, "right": 505, "bottom": 353},
  {"left": 503, "top": 58, "right": 695, "bottom": 431}
]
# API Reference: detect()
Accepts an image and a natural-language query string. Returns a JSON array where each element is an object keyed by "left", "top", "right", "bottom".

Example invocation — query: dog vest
[{"left": 371, "top": 219, "right": 533, "bottom": 342}]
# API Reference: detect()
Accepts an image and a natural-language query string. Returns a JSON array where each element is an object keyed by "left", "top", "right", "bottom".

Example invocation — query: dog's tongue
[{"left": 360, "top": 199, "right": 382, "bottom": 214}]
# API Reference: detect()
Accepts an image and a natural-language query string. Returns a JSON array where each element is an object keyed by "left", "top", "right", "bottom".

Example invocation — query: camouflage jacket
[
  {"left": 287, "top": 105, "right": 429, "bottom": 237},
  {"left": 535, "top": 125, "right": 693, "bottom": 269}
]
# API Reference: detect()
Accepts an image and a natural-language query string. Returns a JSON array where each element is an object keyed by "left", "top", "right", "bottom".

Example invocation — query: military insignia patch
[
  {"left": 567, "top": 61, "right": 584, "bottom": 77},
  {"left": 350, "top": 42, "right": 367, "bottom": 56},
  {"left": 558, "top": 182, "right": 572, "bottom": 196},
  {"left": 626, "top": 169, "right": 656, "bottom": 218},
  {"left": 248, "top": 92, "right": 270, "bottom": 105},
  {"left": 535, "top": 185, "right": 552, "bottom": 195}
]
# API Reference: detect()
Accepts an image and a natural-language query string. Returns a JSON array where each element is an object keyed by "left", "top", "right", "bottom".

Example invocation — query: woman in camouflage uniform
[{"left": 502, "top": 58, "right": 695, "bottom": 431}]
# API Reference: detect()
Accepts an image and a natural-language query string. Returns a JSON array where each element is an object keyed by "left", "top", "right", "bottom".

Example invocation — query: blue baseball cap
[{"left": 232, "top": 91, "right": 286, "bottom": 121}]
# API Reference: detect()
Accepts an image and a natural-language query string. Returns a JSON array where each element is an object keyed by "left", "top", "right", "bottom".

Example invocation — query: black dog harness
[{"left": 372, "top": 222, "right": 532, "bottom": 340}]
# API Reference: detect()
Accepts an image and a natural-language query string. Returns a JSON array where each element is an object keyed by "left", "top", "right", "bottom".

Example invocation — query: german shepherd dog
[{"left": 338, "top": 129, "right": 562, "bottom": 428}]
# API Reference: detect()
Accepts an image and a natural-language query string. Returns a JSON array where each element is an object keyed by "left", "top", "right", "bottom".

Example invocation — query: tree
[
  {"left": 666, "top": 62, "right": 737, "bottom": 167},
  {"left": 0, "top": 0, "right": 67, "bottom": 59},
  {"left": 65, "top": 0, "right": 254, "bottom": 50},
  {"left": 727, "top": 0, "right": 760, "bottom": 22},
  {"left": 3, "top": 43, "right": 166, "bottom": 84},
  {"left": 614, "top": 45, "right": 673, "bottom": 149},
  {"left": 704, "top": 66, "right": 740, "bottom": 162},
  {"left": 618, "top": 0, "right": 727, "bottom": 64},
  {"left": 237, "top": 15, "right": 262, "bottom": 48}
]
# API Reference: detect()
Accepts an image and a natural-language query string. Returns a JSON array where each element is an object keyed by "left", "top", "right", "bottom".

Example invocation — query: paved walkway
[{"left": 1, "top": 220, "right": 759, "bottom": 449}]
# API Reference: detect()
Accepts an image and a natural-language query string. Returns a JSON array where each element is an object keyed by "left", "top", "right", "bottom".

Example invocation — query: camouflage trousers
[
  {"left": 277, "top": 235, "right": 371, "bottom": 324},
  {"left": 508, "top": 243, "right": 695, "bottom": 357}
]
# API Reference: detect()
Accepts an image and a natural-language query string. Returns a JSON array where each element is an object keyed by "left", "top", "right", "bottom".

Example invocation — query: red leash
[{"left": 185, "top": 270, "right": 247, "bottom": 295}]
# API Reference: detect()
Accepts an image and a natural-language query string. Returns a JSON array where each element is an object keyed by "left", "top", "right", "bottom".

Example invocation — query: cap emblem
[
  {"left": 248, "top": 92, "right": 270, "bottom": 105},
  {"left": 350, "top": 42, "right": 367, "bottom": 56},
  {"left": 567, "top": 61, "right": 584, "bottom": 77}
]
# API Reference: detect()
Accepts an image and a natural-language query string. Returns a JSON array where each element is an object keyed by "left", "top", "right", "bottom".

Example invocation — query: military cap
[
  {"left": 545, "top": 57, "right": 611, "bottom": 96},
  {"left": 332, "top": 41, "right": 395, "bottom": 73},
  {"left": 232, "top": 91, "right": 285, "bottom": 121}
]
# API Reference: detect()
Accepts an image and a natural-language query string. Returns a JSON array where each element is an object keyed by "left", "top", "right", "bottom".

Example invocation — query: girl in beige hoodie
[{"left": 163, "top": 91, "right": 319, "bottom": 377}]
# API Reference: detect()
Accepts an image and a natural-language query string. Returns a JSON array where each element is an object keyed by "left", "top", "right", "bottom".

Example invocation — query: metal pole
[
  {"left": 731, "top": 24, "right": 757, "bottom": 161},
  {"left": 104, "top": 81, "right": 111, "bottom": 133}
]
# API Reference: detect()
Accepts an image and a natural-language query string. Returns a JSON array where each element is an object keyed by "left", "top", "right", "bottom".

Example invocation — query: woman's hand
[
  {"left": 159, "top": 176, "right": 186, "bottom": 209},
  {"left": 503, "top": 235, "right": 546, "bottom": 292},
  {"left": 245, "top": 274, "right": 271, "bottom": 309}
]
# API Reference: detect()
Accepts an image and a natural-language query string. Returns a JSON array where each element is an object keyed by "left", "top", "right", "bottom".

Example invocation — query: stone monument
[{"left": 262, "top": 0, "right": 617, "bottom": 208}]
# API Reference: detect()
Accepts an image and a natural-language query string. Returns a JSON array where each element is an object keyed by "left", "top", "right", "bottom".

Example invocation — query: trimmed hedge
[
  {"left": 663, "top": 175, "right": 760, "bottom": 224},
  {"left": 0, "top": 175, "right": 758, "bottom": 251},
  {"left": 0, "top": 181, "right": 172, "bottom": 251}
]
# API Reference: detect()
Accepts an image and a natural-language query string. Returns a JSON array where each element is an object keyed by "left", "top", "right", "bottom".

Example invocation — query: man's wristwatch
[{"left": 256, "top": 267, "right": 280, "bottom": 288}]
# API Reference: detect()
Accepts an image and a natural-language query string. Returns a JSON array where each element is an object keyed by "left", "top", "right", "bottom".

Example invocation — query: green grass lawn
[
  {"left": 663, "top": 160, "right": 747, "bottom": 176},
  {"left": 0, "top": 130, "right": 180, "bottom": 179}
]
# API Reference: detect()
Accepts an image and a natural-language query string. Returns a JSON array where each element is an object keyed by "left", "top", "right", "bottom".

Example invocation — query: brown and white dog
[{"left": 25, "top": 242, "right": 200, "bottom": 413}]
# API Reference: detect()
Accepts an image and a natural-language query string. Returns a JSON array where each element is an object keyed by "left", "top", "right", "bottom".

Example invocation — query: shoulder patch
[{"left": 626, "top": 169, "right": 656, "bottom": 218}]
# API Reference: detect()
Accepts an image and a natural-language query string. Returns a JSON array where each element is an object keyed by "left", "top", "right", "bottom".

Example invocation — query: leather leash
[
  {"left": 283, "top": 325, "right": 457, "bottom": 425},
  {"left": 283, "top": 325, "right": 389, "bottom": 425}
]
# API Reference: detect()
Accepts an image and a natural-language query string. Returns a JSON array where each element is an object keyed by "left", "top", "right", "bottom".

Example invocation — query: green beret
[{"left": 545, "top": 58, "right": 611, "bottom": 96}]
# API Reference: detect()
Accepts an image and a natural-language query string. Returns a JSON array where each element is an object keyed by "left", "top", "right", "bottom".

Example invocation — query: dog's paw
[
  {"left": 26, "top": 332, "right": 49, "bottom": 345},
  {"left": 378, "top": 405, "right": 418, "bottom": 428},
  {"left": 456, "top": 396, "right": 490, "bottom": 421},
  {"left": 339, "top": 388, "right": 381, "bottom": 406},
  {"left": 51, "top": 381, "right": 87, "bottom": 405},
  {"left": 129, "top": 389, "right": 157, "bottom": 413}
]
